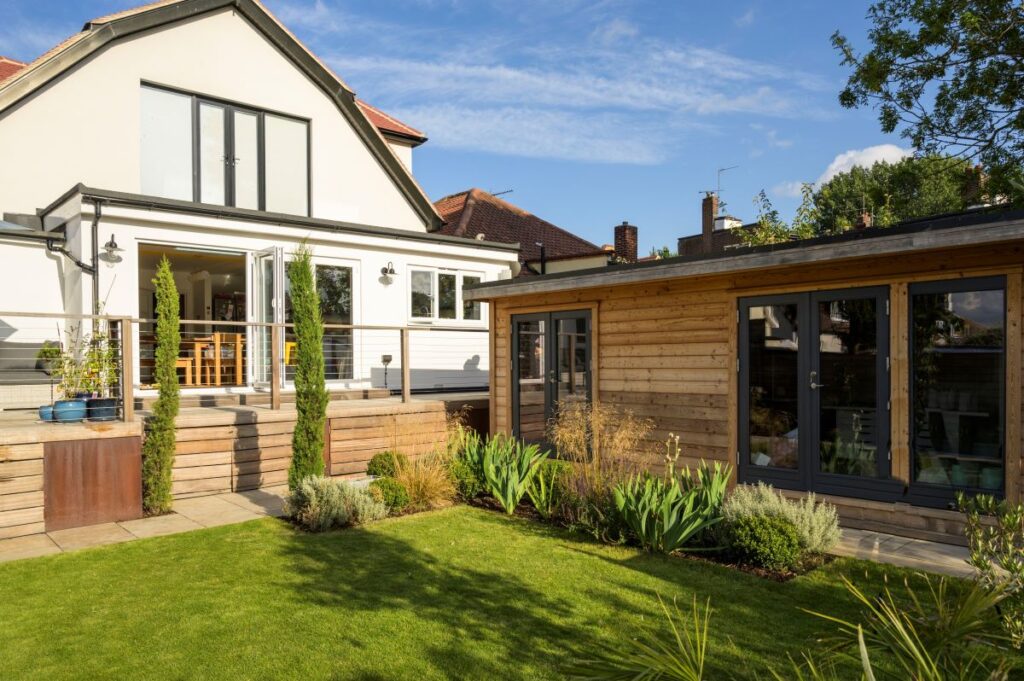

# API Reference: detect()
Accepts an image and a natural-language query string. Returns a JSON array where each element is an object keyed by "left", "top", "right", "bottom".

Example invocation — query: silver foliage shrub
[
  {"left": 723, "top": 482, "right": 840, "bottom": 554},
  {"left": 287, "top": 476, "right": 387, "bottom": 532}
]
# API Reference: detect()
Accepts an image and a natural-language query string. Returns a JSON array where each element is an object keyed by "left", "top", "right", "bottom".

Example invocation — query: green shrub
[
  {"left": 727, "top": 514, "right": 802, "bottom": 571},
  {"left": 482, "top": 434, "right": 549, "bottom": 514},
  {"left": 528, "top": 459, "right": 570, "bottom": 520},
  {"left": 723, "top": 483, "right": 840, "bottom": 554},
  {"left": 367, "top": 451, "right": 409, "bottom": 478},
  {"left": 958, "top": 492, "right": 1024, "bottom": 649},
  {"left": 450, "top": 457, "right": 486, "bottom": 501},
  {"left": 613, "top": 464, "right": 728, "bottom": 554},
  {"left": 286, "top": 476, "right": 387, "bottom": 531},
  {"left": 369, "top": 476, "right": 410, "bottom": 512},
  {"left": 287, "top": 245, "right": 327, "bottom": 489},
  {"left": 142, "top": 256, "right": 180, "bottom": 515}
]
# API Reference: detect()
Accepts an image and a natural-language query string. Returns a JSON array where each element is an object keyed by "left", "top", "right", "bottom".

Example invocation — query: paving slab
[
  {"left": 216, "top": 487, "right": 288, "bottom": 517},
  {"left": 0, "top": 533, "right": 61, "bottom": 563},
  {"left": 173, "top": 495, "right": 264, "bottom": 528},
  {"left": 119, "top": 513, "right": 204, "bottom": 539},
  {"left": 833, "top": 529, "right": 973, "bottom": 578},
  {"left": 48, "top": 523, "right": 135, "bottom": 552}
]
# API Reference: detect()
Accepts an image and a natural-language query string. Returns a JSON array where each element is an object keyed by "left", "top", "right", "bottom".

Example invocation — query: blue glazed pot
[
  {"left": 38, "top": 405, "right": 54, "bottom": 422},
  {"left": 53, "top": 399, "right": 88, "bottom": 423},
  {"left": 87, "top": 397, "right": 118, "bottom": 422}
]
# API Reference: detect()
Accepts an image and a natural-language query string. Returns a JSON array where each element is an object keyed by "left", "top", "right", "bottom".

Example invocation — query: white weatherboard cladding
[
  {"left": 68, "top": 203, "right": 514, "bottom": 391},
  {"left": 0, "top": 9, "right": 424, "bottom": 230}
]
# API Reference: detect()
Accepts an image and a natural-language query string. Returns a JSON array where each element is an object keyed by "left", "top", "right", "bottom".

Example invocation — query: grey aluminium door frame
[{"left": 510, "top": 309, "right": 593, "bottom": 443}]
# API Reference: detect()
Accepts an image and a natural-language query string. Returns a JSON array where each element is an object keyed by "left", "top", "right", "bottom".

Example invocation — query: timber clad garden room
[{"left": 469, "top": 208, "right": 1024, "bottom": 542}]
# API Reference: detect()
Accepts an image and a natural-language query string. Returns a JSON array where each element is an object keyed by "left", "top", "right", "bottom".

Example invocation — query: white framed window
[{"left": 408, "top": 268, "right": 485, "bottom": 323}]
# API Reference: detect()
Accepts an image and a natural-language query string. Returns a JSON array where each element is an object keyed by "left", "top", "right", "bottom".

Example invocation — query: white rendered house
[{"left": 0, "top": 0, "right": 518, "bottom": 402}]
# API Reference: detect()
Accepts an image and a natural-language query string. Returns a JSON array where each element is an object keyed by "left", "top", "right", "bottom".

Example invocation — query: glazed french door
[
  {"left": 248, "top": 246, "right": 283, "bottom": 388},
  {"left": 739, "top": 287, "right": 900, "bottom": 500},
  {"left": 511, "top": 310, "right": 592, "bottom": 445}
]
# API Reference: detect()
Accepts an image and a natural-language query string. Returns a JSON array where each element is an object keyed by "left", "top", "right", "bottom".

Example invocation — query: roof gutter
[
  {"left": 465, "top": 210, "right": 1024, "bottom": 301},
  {"left": 57, "top": 185, "right": 520, "bottom": 254}
]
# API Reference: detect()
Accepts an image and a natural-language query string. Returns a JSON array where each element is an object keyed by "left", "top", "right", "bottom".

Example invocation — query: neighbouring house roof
[
  {"left": 0, "top": 57, "right": 26, "bottom": 81},
  {"left": 356, "top": 100, "right": 426, "bottom": 145},
  {"left": 465, "top": 207, "right": 1024, "bottom": 300},
  {"left": 0, "top": 0, "right": 440, "bottom": 229},
  {"left": 677, "top": 222, "right": 757, "bottom": 257},
  {"left": 435, "top": 189, "right": 602, "bottom": 276}
]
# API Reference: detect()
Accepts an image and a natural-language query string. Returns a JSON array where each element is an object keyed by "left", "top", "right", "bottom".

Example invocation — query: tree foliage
[
  {"left": 833, "top": 0, "right": 1024, "bottom": 196},
  {"left": 142, "top": 256, "right": 179, "bottom": 515},
  {"left": 814, "top": 154, "right": 974, "bottom": 234},
  {"left": 287, "top": 244, "right": 328, "bottom": 489}
]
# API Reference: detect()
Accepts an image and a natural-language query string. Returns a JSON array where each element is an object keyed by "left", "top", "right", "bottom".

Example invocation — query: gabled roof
[
  {"left": 435, "top": 189, "right": 601, "bottom": 275},
  {"left": 0, "top": 0, "right": 440, "bottom": 229}
]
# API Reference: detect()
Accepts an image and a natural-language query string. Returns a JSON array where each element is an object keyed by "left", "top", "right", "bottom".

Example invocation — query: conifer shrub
[
  {"left": 287, "top": 245, "right": 328, "bottom": 489},
  {"left": 141, "top": 256, "right": 180, "bottom": 515}
]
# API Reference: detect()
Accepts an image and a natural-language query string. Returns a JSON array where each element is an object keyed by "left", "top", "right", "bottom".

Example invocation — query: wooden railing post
[
  {"left": 119, "top": 317, "right": 135, "bottom": 422},
  {"left": 270, "top": 323, "right": 282, "bottom": 410},
  {"left": 400, "top": 328, "right": 411, "bottom": 403}
]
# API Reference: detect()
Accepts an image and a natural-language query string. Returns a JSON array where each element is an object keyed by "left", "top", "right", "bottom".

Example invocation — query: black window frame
[
  {"left": 737, "top": 286, "right": 901, "bottom": 503},
  {"left": 907, "top": 275, "right": 1007, "bottom": 508},
  {"left": 142, "top": 82, "right": 312, "bottom": 216}
]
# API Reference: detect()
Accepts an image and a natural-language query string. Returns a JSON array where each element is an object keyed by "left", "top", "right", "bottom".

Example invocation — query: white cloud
[
  {"left": 388, "top": 105, "right": 668, "bottom": 164},
  {"left": 590, "top": 18, "right": 639, "bottom": 46},
  {"left": 735, "top": 8, "right": 756, "bottom": 28},
  {"left": 815, "top": 144, "right": 913, "bottom": 184}
]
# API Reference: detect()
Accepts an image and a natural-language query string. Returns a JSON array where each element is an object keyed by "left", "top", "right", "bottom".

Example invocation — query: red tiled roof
[
  {"left": 357, "top": 100, "right": 425, "bottom": 143},
  {"left": 0, "top": 57, "right": 26, "bottom": 82},
  {"left": 435, "top": 189, "right": 600, "bottom": 276}
]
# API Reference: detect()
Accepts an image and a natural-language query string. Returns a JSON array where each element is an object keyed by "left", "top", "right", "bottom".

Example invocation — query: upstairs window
[
  {"left": 140, "top": 84, "right": 310, "bottom": 215},
  {"left": 409, "top": 268, "right": 485, "bottom": 323}
]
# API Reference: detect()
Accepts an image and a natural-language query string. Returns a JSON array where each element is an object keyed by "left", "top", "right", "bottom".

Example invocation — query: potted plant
[
  {"left": 83, "top": 329, "right": 119, "bottom": 421},
  {"left": 53, "top": 343, "right": 88, "bottom": 423}
]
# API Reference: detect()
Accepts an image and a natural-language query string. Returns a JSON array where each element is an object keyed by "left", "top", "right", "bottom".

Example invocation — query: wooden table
[{"left": 193, "top": 333, "right": 245, "bottom": 386}]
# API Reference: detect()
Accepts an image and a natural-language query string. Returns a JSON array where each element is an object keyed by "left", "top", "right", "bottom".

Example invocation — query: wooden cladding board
[
  {"left": 168, "top": 403, "right": 450, "bottom": 498},
  {"left": 171, "top": 419, "right": 296, "bottom": 499},
  {"left": 0, "top": 443, "right": 45, "bottom": 539},
  {"left": 330, "top": 404, "right": 448, "bottom": 475},
  {"left": 490, "top": 243, "right": 1024, "bottom": 511},
  {"left": 43, "top": 437, "right": 143, "bottom": 532}
]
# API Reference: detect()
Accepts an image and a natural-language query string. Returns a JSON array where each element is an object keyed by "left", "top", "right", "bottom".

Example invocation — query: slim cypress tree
[
  {"left": 287, "top": 244, "right": 327, "bottom": 489},
  {"left": 142, "top": 256, "right": 180, "bottom": 514}
]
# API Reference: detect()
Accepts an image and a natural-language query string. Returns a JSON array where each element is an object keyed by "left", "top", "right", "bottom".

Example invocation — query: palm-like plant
[
  {"left": 566, "top": 596, "right": 710, "bottom": 681},
  {"left": 809, "top": 575, "right": 1012, "bottom": 681}
]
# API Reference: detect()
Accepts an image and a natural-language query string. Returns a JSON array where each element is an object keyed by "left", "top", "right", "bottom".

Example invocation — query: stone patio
[
  {"left": 0, "top": 485, "right": 289, "bottom": 564},
  {"left": 832, "top": 527, "right": 973, "bottom": 578}
]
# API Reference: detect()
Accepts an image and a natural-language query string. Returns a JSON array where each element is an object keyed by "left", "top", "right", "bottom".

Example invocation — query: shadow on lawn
[{"left": 278, "top": 511, "right": 595, "bottom": 680}]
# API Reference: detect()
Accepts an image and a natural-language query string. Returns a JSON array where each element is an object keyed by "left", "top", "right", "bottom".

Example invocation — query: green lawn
[{"left": 0, "top": 506, "right": 944, "bottom": 680}]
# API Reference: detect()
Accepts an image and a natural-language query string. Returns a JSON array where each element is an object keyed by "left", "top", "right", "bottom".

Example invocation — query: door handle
[
  {"left": 809, "top": 370, "right": 826, "bottom": 390},
  {"left": 548, "top": 369, "right": 557, "bottom": 384}
]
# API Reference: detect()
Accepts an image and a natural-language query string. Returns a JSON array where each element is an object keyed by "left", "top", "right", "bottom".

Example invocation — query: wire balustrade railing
[{"left": 0, "top": 311, "right": 489, "bottom": 422}]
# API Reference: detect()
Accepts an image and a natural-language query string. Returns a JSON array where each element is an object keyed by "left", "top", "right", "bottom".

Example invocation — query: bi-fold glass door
[
  {"left": 739, "top": 286, "right": 900, "bottom": 500},
  {"left": 512, "top": 310, "right": 592, "bottom": 446}
]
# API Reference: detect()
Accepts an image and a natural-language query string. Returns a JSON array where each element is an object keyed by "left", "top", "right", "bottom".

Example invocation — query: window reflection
[
  {"left": 912, "top": 282, "right": 1005, "bottom": 494},
  {"left": 747, "top": 304, "right": 799, "bottom": 469}
]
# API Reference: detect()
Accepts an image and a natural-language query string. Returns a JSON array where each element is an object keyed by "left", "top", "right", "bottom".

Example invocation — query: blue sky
[{"left": 0, "top": 0, "right": 912, "bottom": 252}]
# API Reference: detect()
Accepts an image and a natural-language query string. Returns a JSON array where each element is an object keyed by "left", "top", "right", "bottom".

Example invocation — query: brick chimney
[
  {"left": 854, "top": 210, "right": 873, "bottom": 230},
  {"left": 614, "top": 221, "right": 638, "bottom": 263},
  {"left": 701, "top": 192, "right": 719, "bottom": 254}
]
